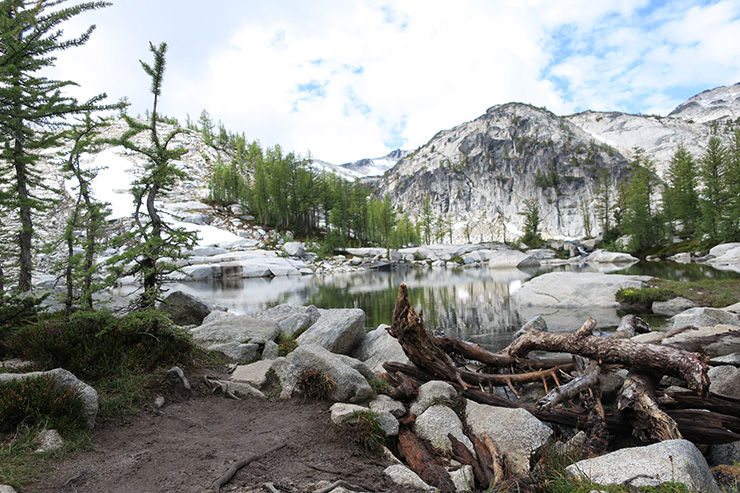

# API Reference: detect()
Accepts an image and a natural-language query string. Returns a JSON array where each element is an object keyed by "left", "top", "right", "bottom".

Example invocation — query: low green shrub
[
  {"left": 615, "top": 287, "right": 676, "bottom": 305},
  {"left": 6, "top": 308, "right": 193, "bottom": 381},
  {"left": 0, "top": 375, "right": 84, "bottom": 432}
]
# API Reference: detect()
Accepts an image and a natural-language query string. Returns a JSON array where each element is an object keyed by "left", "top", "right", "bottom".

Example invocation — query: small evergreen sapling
[{"left": 106, "top": 42, "right": 197, "bottom": 309}]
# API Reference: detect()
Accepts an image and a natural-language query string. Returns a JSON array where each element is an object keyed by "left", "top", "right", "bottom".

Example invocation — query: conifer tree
[
  {"left": 0, "top": 0, "right": 111, "bottom": 292},
  {"left": 58, "top": 113, "right": 112, "bottom": 313},
  {"left": 107, "top": 42, "right": 197, "bottom": 309},
  {"left": 663, "top": 144, "right": 699, "bottom": 239},
  {"left": 698, "top": 136, "right": 727, "bottom": 239},
  {"left": 622, "top": 148, "right": 661, "bottom": 252},
  {"left": 723, "top": 129, "right": 740, "bottom": 241}
]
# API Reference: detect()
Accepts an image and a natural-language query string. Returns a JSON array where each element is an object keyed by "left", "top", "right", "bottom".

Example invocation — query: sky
[{"left": 48, "top": 0, "right": 740, "bottom": 164}]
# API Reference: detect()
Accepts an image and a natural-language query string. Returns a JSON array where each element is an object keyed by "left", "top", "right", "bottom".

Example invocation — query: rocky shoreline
[{"left": 7, "top": 283, "right": 739, "bottom": 492}]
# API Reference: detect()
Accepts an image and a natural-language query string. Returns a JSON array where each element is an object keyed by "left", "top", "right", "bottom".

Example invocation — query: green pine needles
[{"left": 106, "top": 42, "right": 197, "bottom": 309}]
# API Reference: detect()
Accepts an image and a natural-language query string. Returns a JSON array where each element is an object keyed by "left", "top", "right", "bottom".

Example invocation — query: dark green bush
[
  {"left": 6, "top": 309, "right": 193, "bottom": 381},
  {"left": 0, "top": 375, "right": 84, "bottom": 432}
]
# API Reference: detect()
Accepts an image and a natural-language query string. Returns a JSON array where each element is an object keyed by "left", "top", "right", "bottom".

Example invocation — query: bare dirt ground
[{"left": 28, "top": 392, "right": 404, "bottom": 493}]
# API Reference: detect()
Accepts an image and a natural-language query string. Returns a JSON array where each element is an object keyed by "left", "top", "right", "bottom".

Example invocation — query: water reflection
[{"left": 162, "top": 261, "right": 739, "bottom": 352}]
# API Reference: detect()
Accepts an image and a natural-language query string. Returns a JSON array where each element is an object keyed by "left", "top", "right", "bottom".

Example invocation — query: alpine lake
[{"left": 161, "top": 260, "right": 739, "bottom": 352}]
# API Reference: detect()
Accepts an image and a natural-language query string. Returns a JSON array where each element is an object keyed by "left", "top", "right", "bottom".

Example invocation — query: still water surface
[{"left": 164, "top": 261, "right": 739, "bottom": 351}]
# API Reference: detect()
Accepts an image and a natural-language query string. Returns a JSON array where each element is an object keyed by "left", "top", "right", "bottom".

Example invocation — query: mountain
[
  {"left": 375, "top": 83, "right": 740, "bottom": 243},
  {"left": 338, "top": 149, "right": 410, "bottom": 177}
]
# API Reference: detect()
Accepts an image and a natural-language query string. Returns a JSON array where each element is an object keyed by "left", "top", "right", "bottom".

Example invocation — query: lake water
[{"left": 158, "top": 260, "right": 738, "bottom": 352}]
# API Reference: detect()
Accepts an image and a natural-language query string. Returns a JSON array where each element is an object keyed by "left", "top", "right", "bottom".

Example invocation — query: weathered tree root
[{"left": 213, "top": 443, "right": 286, "bottom": 493}]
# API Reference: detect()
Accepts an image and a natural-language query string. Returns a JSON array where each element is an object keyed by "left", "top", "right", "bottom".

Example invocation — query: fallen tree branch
[
  {"left": 213, "top": 443, "right": 286, "bottom": 493},
  {"left": 436, "top": 336, "right": 572, "bottom": 369},
  {"left": 537, "top": 357, "right": 600, "bottom": 411},
  {"left": 506, "top": 318, "right": 710, "bottom": 395}
]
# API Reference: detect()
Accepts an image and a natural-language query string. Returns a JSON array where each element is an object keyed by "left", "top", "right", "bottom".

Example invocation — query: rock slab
[{"left": 565, "top": 439, "right": 719, "bottom": 492}]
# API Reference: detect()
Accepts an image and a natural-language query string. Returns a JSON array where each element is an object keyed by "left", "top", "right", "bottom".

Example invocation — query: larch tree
[
  {"left": 107, "top": 42, "right": 197, "bottom": 309},
  {"left": 663, "top": 143, "right": 699, "bottom": 239},
  {"left": 0, "top": 0, "right": 111, "bottom": 293},
  {"left": 698, "top": 136, "right": 727, "bottom": 239}
]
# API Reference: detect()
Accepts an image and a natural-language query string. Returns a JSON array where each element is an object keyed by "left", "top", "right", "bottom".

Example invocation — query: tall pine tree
[
  {"left": 663, "top": 144, "right": 699, "bottom": 239},
  {"left": 0, "top": 0, "right": 111, "bottom": 292}
]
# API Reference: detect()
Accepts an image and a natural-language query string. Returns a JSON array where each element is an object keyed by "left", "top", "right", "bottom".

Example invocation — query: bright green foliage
[
  {"left": 209, "top": 157, "right": 249, "bottom": 206},
  {"left": 0, "top": 0, "right": 112, "bottom": 292},
  {"left": 622, "top": 149, "right": 662, "bottom": 252},
  {"left": 663, "top": 144, "right": 699, "bottom": 239},
  {"left": 0, "top": 375, "right": 84, "bottom": 432},
  {"left": 106, "top": 43, "right": 197, "bottom": 309},
  {"left": 698, "top": 136, "right": 727, "bottom": 239},
  {"left": 56, "top": 114, "right": 113, "bottom": 313},
  {"left": 420, "top": 196, "right": 433, "bottom": 244},
  {"left": 6, "top": 308, "right": 193, "bottom": 381},
  {"left": 724, "top": 129, "right": 740, "bottom": 241},
  {"left": 519, "top": 197, "right": 544, "bottom": 247}
]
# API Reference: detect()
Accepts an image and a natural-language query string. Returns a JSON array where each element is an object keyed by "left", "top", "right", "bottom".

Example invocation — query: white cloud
[{"left": 44, "top": 0, "right": 740, "bottom": 164}]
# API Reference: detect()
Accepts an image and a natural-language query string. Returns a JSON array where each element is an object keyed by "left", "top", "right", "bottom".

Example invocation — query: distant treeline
[{"left": 200, "top": 111, "right": 418, "bottom": 250}]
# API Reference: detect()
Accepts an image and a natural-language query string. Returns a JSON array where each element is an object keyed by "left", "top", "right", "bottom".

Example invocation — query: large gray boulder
[
  {"left": 254, "top": 304, "right": 320, "bottom": 339},
  {"left": 190, "top": 312, "right": 280, "bottom": 360},
  {"left": 351, "top": 324, "right": 410, "bottom": 373},
  {"left": 369, "top": 394, "right": 406, "bottom": 418},
  {"left": 652, "top": 296, "right": 697, "bottom": 316},
  {"left": 670, "top": 307, "right": 740, "bottom": 330},
  {"left": 296, "top": 308, "right": 366, "bottom": 355},
  {"left": 282, "top": 241, "right": 307, "bottom": 258},
  {"left": 488, "top": 249, "right": 539, "bottom": 268},
  {"left": 414, "top": 404, "right": 474, "bottom": 455},
  {"left": 584, "top": 249, "right": 639, "bottom": 264},
  {"left": 230, "top": 359, "right": 280, "bottom": 389},
  {"left": 465, "top": 399, "right": 552, "bottom": 477},
  {"left": 709, "top": 440, "right": 740, "bottom": 466},
  {"left": 0, "top": 369, "right": 98, "bottom": 429},
  {"left": 565, "top": 439, "right": 718, "bottom": 492},
  {"left": 708, "top": 365, "right": 740, "bottom": 397},
  {"left": 516, "top": 272, "right": 650, "bottom": 308},
  {"left": 274, "top": 344, "right": 373, "bottom": 403},
  {"left": 706, "top": 242, "right": 740, "bottom": 273},
  {"left": 158, "top": 290, "right": 213, "bottom": 326},
  {"left": 190, "top": 312, "right": 280, "bottom": 346},
  {"left": 410, "top": 380, "right": 458, "bottom": 416}
]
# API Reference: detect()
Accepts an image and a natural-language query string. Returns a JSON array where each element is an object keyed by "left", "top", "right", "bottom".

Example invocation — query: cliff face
[
  {"left": 375, "top": 83, "right": 740, "bottom": 242},
  {"left": 376, "top": 103, "right": 630, "bottom": 242}
]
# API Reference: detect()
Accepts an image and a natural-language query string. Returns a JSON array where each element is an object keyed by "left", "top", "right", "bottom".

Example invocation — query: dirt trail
[{"left": 28, "top": 395, "right": 402, "bottom": 493}]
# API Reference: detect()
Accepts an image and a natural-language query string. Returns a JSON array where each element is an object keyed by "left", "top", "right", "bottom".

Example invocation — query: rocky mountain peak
[
  {"left": 376, "top": 103, "right": 629, "bottom": 243},
  {"left": 668, "top": 82, "right": 740, "bottom": 123}
]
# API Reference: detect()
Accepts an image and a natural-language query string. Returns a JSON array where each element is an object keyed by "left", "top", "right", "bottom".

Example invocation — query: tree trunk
[
  {"left": 506, "top": 318, "right": 710, "bottom": 395},
  {"left": 387, "top": 284, "right": 465, "bottom": 386},
  {"left": 618, "top": 370, "right": 682, "bottom": 442}
]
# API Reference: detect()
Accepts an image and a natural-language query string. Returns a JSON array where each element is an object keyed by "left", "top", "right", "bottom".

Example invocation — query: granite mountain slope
[{"left": 375, "top": 83, "right": 740, "bottom": 242}]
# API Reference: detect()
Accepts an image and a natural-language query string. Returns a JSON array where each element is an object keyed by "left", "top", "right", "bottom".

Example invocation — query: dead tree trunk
[
  {"left": 387, "top": 284, "right": 466, "bottom": 387},
  {"left": 506, "top": 318, "right": 710, "bottom": 395},
  {"left": 617, "top": 370, "right": 682, "bottom": 442}
]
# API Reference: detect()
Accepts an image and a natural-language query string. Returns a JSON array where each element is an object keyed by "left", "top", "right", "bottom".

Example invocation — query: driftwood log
[
  {"left": 506, "top": 318, "right": 710, "bottom": 395},
  {"left": 618, "top": 370, "right": 682, "bottom": 442},
  {"left": 387, "top": 284, "right": 466, "bottom": 387},
  {"left": 397, "top": 427, "right": 455, "bottom": 492}
]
